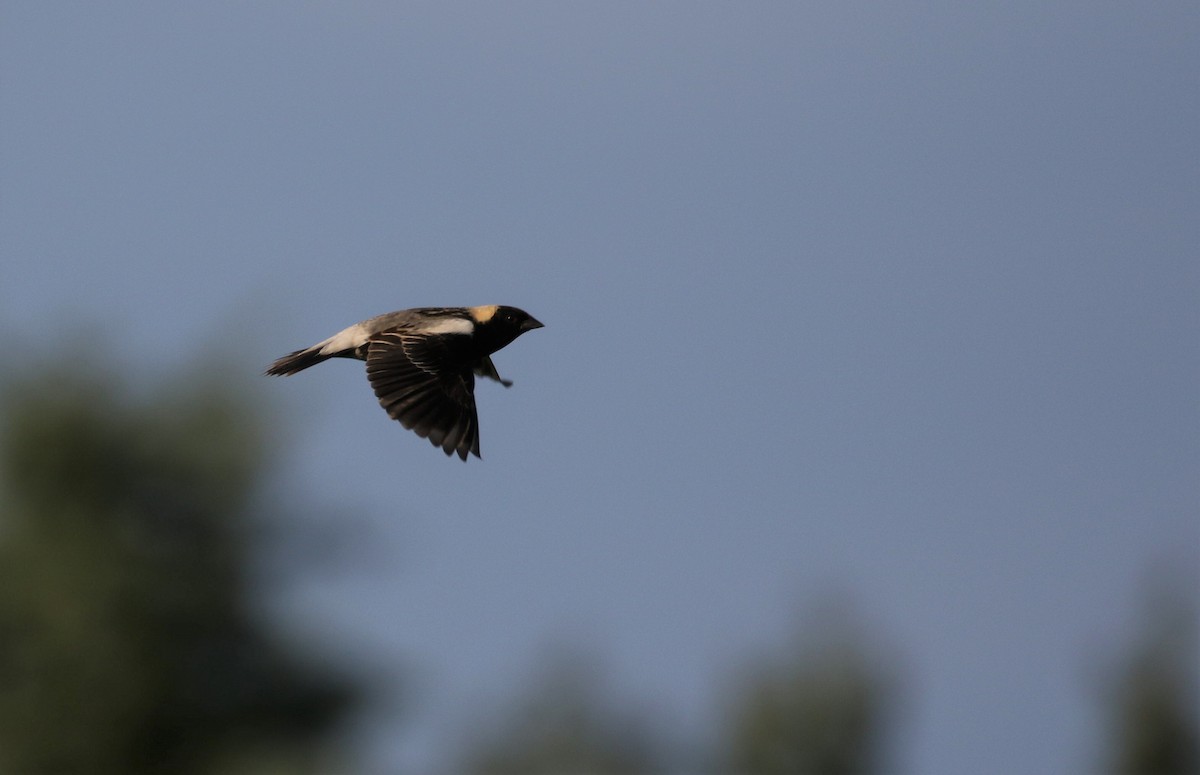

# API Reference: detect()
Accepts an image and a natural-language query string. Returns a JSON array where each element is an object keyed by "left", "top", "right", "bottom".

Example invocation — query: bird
[{"left": 266, "top": 305, "right": 543, "bottom": 460}]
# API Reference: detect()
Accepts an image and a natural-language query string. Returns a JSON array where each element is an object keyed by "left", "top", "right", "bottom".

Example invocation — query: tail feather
[{"left": 265, "top": 346, "right": 333, "bottom": 376}]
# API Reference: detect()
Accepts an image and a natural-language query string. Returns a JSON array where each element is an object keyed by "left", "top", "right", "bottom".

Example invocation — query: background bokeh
[{"left": 2, "top": 3, "right": 1196, "bottom": 773}]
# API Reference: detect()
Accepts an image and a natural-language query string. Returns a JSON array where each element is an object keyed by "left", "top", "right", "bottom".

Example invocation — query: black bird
[{"left": 266, "top": 306, "right": 543, "bottom": 460}]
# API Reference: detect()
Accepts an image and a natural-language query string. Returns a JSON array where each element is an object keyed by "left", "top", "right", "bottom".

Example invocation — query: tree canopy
[{"left": 0, "top": 363, "right": 359, "bottom": 774}]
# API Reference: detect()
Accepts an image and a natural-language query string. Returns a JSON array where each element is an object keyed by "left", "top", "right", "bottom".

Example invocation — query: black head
[{"left": 468, "top": 305, "right": 543, "bottom": 351}]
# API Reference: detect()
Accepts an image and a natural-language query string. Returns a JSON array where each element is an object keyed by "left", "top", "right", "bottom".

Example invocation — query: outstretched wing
[{"left": 365, "top": 332, "right": 480, "bottom": 460}]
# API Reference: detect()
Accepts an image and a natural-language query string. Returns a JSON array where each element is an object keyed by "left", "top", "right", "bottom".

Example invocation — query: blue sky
[{"left": 2, "top": 3, "right": 1197, "bottom": 772}]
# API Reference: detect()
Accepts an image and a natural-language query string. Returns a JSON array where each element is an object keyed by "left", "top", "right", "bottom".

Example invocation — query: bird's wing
[{"left": 365, "top": 331, "right": 480, "bottom": 460}]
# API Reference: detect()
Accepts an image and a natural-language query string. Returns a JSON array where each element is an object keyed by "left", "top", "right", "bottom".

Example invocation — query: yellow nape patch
[{"left": 469, "top": 305, "right": 499, "bottom": 323}]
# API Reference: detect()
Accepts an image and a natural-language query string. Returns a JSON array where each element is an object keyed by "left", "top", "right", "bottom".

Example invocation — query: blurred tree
[
  {"left": 458, "top": 650, "right": 659, "bottom": 775},
  {"left": 1102, "top": 579, "right": 1198, "bottom": 775},
  {"left": 0, "top": 362, "right": 359, "bottom": 774},
  {"left": 722, "top": 606, "right": 895, "bottom": 775}
]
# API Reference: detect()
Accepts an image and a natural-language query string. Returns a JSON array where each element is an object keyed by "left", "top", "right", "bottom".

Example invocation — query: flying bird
[{"left": 266, "top": 305, "right": 543, "bottom": 460}]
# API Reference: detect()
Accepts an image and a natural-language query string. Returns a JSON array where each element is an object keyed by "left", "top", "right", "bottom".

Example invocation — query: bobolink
[{"left": 266, "top": 305, "right": 543, "bottom": 460}]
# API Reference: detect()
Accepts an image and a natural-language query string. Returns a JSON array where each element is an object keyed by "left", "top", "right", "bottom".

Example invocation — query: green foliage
[
  {"left": 459, "top": 652, "right": 658, "bottom": 775},
  {"left": 0, "top": 363, "right": 358, "bottom": 774},
  {"left": 1104, "top": 583, "right": 1199, "bottom": 775},
  {"left": 456, "top": 616, "right": 895, "bottom": 775},
  {"left": 723, "top": 610, "right": 893, "bottom": 775}
]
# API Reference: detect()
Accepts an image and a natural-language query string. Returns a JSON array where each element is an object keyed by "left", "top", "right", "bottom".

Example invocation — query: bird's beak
[{"left": 522, "top": 317, "right": 544, "bottom": 331}]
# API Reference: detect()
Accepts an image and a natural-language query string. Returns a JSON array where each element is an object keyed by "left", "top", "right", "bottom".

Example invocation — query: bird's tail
[{"left": 265, "top": 346, "right": 332, "bottom": 376}]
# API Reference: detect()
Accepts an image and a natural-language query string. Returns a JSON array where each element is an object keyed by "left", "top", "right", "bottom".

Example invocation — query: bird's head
[{"left": 469, "top": 305, "right": 543, "bottom": 350}]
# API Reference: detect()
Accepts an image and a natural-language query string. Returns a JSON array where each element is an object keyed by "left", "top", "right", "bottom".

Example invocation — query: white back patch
[
  {"left": 423, "top": 316, "right": 474, "bottom": 336},
  {"left": 318, "top": 323, "right": 369, "bottom": 355}
]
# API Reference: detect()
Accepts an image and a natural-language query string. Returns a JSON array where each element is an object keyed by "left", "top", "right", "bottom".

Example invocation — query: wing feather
[{"left": 365, "top": 332, "right": 480, "bottom": 459}]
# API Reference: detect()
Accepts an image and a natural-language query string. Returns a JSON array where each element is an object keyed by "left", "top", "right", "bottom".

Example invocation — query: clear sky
[{"left": 2, "top": 3, "right": 1197, "bottom": 773}]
